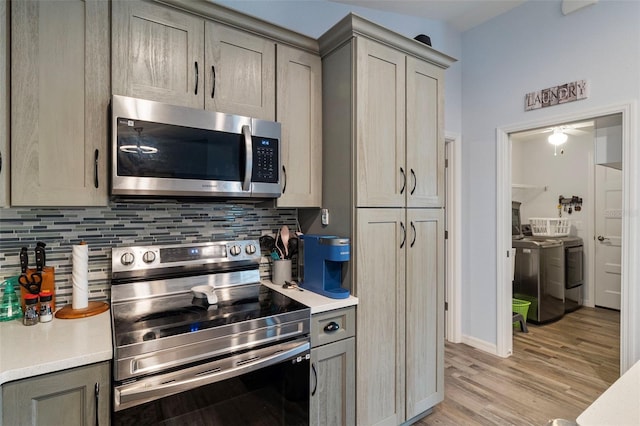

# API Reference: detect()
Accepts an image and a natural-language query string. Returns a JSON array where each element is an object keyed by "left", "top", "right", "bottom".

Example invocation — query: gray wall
[{"left": 461, "top": 0, "right": 640, "bottom": 345}]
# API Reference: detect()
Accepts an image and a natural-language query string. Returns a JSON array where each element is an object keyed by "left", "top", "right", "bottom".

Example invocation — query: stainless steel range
[{"left": 110, "top": 240, "right": 311, "bottom": 425}]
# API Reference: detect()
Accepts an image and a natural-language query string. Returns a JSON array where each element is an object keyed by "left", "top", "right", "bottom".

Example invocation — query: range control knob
[
  {"left": 229, "top": 245, "right": 242, "bottom": 256},
  {"left": 245, "top": 244, "right": 257, "bottom": 255},
  {"left": 142, "top": 251, "right": 156, "bottom": 263},
  {"left": 120, "top": 252, "right": 135, "bottom": 266}
]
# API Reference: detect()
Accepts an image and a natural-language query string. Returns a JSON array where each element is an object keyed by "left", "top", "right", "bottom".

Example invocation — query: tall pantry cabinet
[{"left": 316, "top": 14, "right": 455, "bottom": 425}]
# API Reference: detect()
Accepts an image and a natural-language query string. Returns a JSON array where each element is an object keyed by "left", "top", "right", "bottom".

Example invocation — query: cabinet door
[
  {"left": 2, "top": 361, "right": 111, "bottom": 426},
  {"left": 276, "top": 44, "right": 322, "bottom": 208},
  {"left": 205, "top": 22, "right": 275, "bottom": 120},
  {"left": 0, "top": 0, "right": 8, "bottom": 207},
  {"left": 310, "top": 338, "right": 356, "bottom": 426},
  {"left": 355, "top": 208, "right": 405, "bottom": 425},
  {"left": 11, "top": 0, "right": 109, "bottom": 206},
  {"left": 405, "top": 208, "right": 445, "bottom": 417},
  {"left": 112, "top": 1, "right": 204, "bottom": 108},
  {"left": 406, "top": 57, "right": 445, "bottom": 208},
  {"left": 355, "top": 38, "right": 406, "bottom": 208}
]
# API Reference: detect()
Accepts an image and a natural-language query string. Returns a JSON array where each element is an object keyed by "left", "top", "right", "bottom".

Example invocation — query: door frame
[
  {"left": 496, "top": 101, "right": 638, "bottom": 372},
  {"left": 445, "top": 132, "right": 462, "bottom": 343}
]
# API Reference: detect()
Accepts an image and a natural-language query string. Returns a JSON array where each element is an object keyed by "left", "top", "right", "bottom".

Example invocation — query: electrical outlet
[{"left": 321, "top": 209, "right": 329, "bottom": 226}]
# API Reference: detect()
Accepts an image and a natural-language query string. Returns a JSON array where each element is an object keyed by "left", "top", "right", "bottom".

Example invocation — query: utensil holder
[{"left": 272, "top": 259, "right": 292, "bottom": 285}]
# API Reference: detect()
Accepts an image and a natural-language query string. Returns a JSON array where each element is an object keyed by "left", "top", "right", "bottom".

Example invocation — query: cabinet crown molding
[
  {"left": 155, "top": 0, "right": 319, "bottom": 54},
  {"left": 319, "top": 13, "right": 457, "bottom": 69}
]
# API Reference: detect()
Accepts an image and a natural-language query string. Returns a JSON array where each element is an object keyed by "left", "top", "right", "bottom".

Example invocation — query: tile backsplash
[{"left": 0, "top": 202, "right": 298, "bottom": 307}]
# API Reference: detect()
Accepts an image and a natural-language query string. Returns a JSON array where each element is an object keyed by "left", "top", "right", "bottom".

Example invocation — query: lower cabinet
[
  {"left": 2, "top": 361, "right": 110, "bottom": 426},
  {"left": 310, "top": 307, "right": 356, "bottom": 426}
]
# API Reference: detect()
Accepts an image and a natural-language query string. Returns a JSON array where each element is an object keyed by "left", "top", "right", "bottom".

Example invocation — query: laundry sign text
[{"left": 524, "top": 80, "right": 588, "bottom": 111}]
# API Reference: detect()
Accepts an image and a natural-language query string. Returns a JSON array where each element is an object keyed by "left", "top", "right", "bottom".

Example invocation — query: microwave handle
[{"left": 242, "top": 125, "right": 252, "bottom": 192}]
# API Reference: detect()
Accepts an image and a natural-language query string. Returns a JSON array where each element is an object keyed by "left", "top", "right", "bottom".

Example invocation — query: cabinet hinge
[
  {"left": 445, "top": 158, "right": 449, "bottom": 168},
  {"left": 444, "top": 230, "right": 448, "bottom": 240},
  {"left": 445, "top": 301, "right": 449, "bottom": 311}
]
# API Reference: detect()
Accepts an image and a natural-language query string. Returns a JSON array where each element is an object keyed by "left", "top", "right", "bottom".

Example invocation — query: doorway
[{"left": 495, "top": 102, "right": 637, "bottom": 372}]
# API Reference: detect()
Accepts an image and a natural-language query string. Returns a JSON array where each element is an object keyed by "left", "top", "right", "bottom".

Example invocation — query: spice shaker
[
  {"left": 39, "top": 290, "right": 53, "bottom": 322},
  {"left": 23, "top": 293, "right": 39, "bottom": 326}
]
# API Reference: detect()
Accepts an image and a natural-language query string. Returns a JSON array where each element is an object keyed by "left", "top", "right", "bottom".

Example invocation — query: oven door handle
[{"left": 115, "top": 340, "right": 309, "bottom": 408}]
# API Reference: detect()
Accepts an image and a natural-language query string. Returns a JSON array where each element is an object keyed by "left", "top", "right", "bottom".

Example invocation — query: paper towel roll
[{"left": 72, "top": 243, "right": 89, "bottom": 310}]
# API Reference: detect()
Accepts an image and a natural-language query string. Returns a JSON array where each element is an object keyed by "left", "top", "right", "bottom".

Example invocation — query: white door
[{"left": 594, "top": 165, "right": 622, "bottom": 309}]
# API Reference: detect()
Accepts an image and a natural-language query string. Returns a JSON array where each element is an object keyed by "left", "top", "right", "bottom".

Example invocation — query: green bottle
[{"left": 0, "top": 276, "right": 23, "bottom": 321}]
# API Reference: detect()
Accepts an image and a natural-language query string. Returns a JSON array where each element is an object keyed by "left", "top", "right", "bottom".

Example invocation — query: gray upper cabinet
[
  {"left": 113, "top": 1, "right": 276, "bottom": 120},
  {"left": 321, "top": 16, "right": 450, "bottom": 210},
  {"left": 355, "top": 37, "right": 406, "bottom": 208},
  {"left": 276, "top": 44, "right": 322, "bottom": 208},
  {"left": 11, "top": 0, "right": 110, "bottom": 206},
  {"left": 355, "top": 37, "right": 446, "bottom": 208},
  {"left": 0, "top": 0, "right": 8, "bottom": 207},
  {"left": 406, "top": 57, "right": 445, "bottom": 208},
  {"left": 2, "top": 361, "right": 111, "bottom": 426},
  {"left": 112, "top": 0, "right": 204, "bottom": 109},
  {"left": 205, "top": 22, "right": 275, "bottom": 120}
]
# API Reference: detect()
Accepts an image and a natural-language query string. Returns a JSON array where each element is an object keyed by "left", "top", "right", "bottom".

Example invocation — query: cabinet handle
[
  {"left": 94, "top": 382, "right": 100, "bottom": 426},
  {"left": 211, "top": 65, "right": 216, "bottom": 98},
  {"left": 410, "top": 221, "right": 416, "bottom": 247},
  {"left": 282, "top": 165, "right": 287, "bottom": 194},
  {"left": 311, "top": 363, "right": 318, "bottom": 396},
  {"left": 94, "top": 149, "right": 99, "bottom": 188},
  {"left": 195, "top": 61, "right": 199, "bottom": 95},
  {"left": 400, "top": 222, "right": 406, "bottom": 249},
  {"left": 410, "top": 168, "right": 417, "bottom": 195},
  {"left": 0, "top": 149, "right": 3, "bottom": 174},
  {"left": 323, "top": 321, "right": 340, "bottom": 332},
  {"left": 400, "top": 167, "right": 406, "bottom": 194}
]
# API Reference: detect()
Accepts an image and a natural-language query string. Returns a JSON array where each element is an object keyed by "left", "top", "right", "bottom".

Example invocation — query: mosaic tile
[{"left": 0, "top": 202, "right": 298, "bottom": 307}]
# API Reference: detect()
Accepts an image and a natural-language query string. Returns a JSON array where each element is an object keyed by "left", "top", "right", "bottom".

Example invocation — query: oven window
[{"left": 113, "top": 353, "right": 310, "bottom": 426}]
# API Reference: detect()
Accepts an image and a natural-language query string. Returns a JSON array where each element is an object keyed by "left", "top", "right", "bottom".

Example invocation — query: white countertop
[
  {"left": 577, "top": 360, "right": 640, "bottom": 426},
  {"left": 0, "top": 310, "right": 112, "bottom": 385},
  {"left": 261, "top": 280, "right": 358, "bottom": 314}
]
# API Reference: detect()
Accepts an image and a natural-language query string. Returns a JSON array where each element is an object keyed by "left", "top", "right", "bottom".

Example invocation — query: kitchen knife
[
  {"left": 19, "top": 247, "right": 28, "bottom": 274},
  {"left": 35, "top": 241, "right": 46, "bottom": 271}
]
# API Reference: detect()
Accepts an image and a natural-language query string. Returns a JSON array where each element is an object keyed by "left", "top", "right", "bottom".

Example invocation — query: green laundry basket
[{"left": 512, "top": 298, "right": 531, "bottom": 326}]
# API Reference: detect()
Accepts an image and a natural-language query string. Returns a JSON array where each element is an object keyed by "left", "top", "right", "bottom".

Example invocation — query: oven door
[{"left": 113, "top": 338, "right": 310, "bottom": 426}]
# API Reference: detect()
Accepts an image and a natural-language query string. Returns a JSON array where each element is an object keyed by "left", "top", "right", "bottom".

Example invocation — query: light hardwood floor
[{"left": 418, "top": 307, "right": 620, "bottom": 425}]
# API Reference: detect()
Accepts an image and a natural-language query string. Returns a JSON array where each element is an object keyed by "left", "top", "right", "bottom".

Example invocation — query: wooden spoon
[{"left": 280, "top": 225, "right": 290, "bottom": 259}]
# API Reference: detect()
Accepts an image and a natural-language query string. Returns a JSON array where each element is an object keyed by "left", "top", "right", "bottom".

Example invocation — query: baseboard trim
[{"left": 461, "top": 334, "right": 501, "bottom": 357}]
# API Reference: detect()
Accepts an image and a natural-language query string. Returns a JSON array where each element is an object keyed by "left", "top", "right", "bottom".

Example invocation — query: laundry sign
[{"left": 524, "top": 80, "right": 588, "bottom": 111}]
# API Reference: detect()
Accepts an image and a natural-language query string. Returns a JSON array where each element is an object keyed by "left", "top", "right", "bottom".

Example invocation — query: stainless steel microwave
[{"left": 111, "top": 95, "right": 281, "bottom": 199}]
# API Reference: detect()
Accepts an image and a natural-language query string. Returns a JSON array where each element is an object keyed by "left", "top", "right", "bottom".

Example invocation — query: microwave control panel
[{"left": 252, "top": 137, "right": 278, "bottom": 183}]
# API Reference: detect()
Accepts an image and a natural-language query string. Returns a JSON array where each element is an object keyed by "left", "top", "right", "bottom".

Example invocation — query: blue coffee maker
[{"left": 300, "top": 235, "right": 350, "bottom": 299}]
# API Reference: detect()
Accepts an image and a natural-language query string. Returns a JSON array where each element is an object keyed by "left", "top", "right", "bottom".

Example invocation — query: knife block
[{"left": 20, "top": 267, "right": 55, "bottom": 312}]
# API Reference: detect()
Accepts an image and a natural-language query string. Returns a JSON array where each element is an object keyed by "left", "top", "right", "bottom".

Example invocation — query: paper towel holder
[{"left": 55, "top": 241, "right": 109, "bottom": 319}]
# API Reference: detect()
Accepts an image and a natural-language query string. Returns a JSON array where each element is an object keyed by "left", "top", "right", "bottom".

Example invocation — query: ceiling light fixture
[{"left": 548, "top": 128, "right": 568, "bottom": 145}]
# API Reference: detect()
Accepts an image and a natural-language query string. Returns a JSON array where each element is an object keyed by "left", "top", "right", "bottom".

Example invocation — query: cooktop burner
[{"left": 113, "top": 285, "right": 306, "bottom": 347}]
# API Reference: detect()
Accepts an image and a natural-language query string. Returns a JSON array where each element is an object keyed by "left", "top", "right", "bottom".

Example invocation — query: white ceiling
[{"left": 330, "top": 0, "right": 527, "bottom": 32}]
